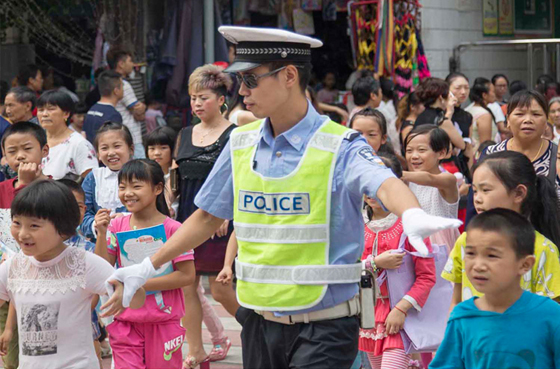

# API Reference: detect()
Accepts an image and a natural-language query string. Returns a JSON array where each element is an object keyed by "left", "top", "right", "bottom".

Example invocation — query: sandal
[
  {"left": 208, "top": 337, "right": 232, "bottom": 362},
  {"left": 183, "top": 354, "right": 210, "bottom": 369}
]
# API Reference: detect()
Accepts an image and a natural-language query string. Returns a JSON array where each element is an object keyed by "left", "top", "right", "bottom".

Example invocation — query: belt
[{"left": 254, "top": 295, "right": 360, "bottom": 325}]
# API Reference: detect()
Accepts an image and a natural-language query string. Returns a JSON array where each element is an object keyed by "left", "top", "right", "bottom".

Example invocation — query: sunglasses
[{"left": 235, "top": 66, "right": 289, "bottom": 89}]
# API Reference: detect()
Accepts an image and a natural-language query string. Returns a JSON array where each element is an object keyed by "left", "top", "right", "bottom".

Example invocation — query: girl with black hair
[
  {"left": 81, "top": 122, "right": 134, "bottom": 240},
  {"left": 465, "top": 78, "right": 500, "bottom": 149},
  {"left": 403, "top": 125, "right": 461, "bottom": 251},
  {"left": 38, "top": 90, "right": 99, "bottom": 180},
  {"left": 0, "top": 180, "right": 144, "bottom": 369},
  {"left": 443, "top": 150, "right": 560, "bottom": 307},
  {"left": 95, "top": 159, "right": 196, "bottom": 369},
  {"left": 359, "top": 152, "right": 437, "bottom": 369}
]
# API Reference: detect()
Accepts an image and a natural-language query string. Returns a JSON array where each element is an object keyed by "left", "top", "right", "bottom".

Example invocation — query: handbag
[{"left": 383, "top": 234, "right": 452, "bottom": 353}]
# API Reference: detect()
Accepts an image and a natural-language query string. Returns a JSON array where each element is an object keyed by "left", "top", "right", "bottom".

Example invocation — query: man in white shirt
[{"left": 107, "top": 48, "right": 146, "bottom": 158}]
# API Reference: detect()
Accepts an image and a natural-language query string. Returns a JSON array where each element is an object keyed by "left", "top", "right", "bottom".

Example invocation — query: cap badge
[{"left": 281, "top": 51, "right": 288, "bottom": 58}]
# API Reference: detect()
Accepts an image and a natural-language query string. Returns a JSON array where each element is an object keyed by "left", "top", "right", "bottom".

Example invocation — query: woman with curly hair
[{"left": 171, "top": 64, "right": 238, "bottom": 368}]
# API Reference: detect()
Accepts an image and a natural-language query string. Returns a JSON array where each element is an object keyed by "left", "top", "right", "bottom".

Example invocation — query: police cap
[{"left": 218, "top": 26, "right": 323, "bottom": 73}]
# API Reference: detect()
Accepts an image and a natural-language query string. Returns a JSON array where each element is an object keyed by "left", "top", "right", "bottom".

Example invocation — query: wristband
[{"left": 395, "top": 306, "right": 407, "bottom": 317}]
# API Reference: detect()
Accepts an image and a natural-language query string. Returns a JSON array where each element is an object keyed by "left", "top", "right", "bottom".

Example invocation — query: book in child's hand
[{"left": 116, "top": 224, "right": 173, "bottom": 295}]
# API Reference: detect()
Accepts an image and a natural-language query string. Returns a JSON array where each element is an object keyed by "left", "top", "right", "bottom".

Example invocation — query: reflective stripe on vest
[
  {"left": 231, "top": 118, "right": 357, "bottom": 311},
  {"left": 235, "top": 258, "right": 362, "bottom": 285}
]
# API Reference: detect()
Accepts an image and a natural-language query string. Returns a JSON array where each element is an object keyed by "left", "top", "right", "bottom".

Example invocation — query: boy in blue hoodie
[{"left": 431, "top": 208, "right": 560, "bottom": 369}]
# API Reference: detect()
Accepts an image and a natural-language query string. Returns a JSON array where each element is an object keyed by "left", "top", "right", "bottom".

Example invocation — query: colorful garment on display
[
  {"left": 393, "top": 16, "right": 417, "bottom": 98},
  {"left": 415, "top": 28, "right": 431, "bottom": 81},
  {"left": 351, "top": 2, "right": 379, "bottom": 70},
  {"left": 375, "top": 0, "right": 394, "bottom": 77}
]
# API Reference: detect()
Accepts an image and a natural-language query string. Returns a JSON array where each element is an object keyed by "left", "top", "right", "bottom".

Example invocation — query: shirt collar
[
  {"left": 102, "top": 167, "right": 119, "bottom": 179},
  {"left": 260, "top": 101, "right": 322, "bottom": 152}
]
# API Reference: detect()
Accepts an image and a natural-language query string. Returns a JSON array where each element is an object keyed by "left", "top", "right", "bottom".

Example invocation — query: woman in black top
[
  {"left": 172, "top": 64, "right": 238, "bottom": 367},
  {"left": 396, "top": 91, "right": 424, "bottom": 152},
  {"left": 414, "top": 77, "right": 467, "bottom": 152}
]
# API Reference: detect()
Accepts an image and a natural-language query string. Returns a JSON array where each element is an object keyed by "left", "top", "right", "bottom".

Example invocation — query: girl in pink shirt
[
  {"left": 95, "top": 159, "right": 196, "bottom": 369},
  {"left": 359, "top": 153, "right": 436, "bottom": 369}
]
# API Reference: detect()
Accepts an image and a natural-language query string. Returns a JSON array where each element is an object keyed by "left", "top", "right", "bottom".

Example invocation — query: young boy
[
  {"left": 430, "top": 208, "right": 560, "bottom": 369},
  {"left": 0, "top": 122, "right": 49, "bottom": 208},
  {"left": 0, "top": 122, "right": 48, "bottom": 369}
]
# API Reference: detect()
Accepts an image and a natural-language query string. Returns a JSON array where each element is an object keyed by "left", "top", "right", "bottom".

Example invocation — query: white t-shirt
[
  {"left": 116, "top": 80, "right": 143, "bottom": 148},
  {"left": 42, "top": 132, "right": 98, "bottom": 180},
  {"left": 0, "top": 247, "right": 114, "bottom": 369}
]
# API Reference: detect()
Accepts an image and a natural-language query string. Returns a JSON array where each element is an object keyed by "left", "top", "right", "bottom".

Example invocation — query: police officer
[{"left": 103, "top": 26, "right": 461, "bottom": 368}]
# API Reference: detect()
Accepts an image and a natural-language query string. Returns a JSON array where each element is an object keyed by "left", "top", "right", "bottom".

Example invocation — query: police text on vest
[{"left": 238, "top": 190, "right": 310, "bottom": 215}]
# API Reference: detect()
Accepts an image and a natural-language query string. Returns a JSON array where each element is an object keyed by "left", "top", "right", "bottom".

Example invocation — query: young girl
[
  {"left": 465, "top": 78, "right": 498, "bottom": 149},
  {"left": 403, "top": 125, "right": 460, "bottom": 250},
  {"left": 349, "top": 107, "right": 388, "bottom": 153},
  {"left": 443, "top": 151, "right": 560, "bottom": 306},
  {"left": 81, "top": 122, "right": 133, "bottom": 240},
  {"left": 95, "top": 159, "right": 196, "bottom": 369},
  {"left": 146, "top": 127, "right": 232, "bottom": 363},
  {"left": 0, "top": 180, "right": 144, "bottom": 369},
  {"left": 359, "top": 153, "right": 437, "bottom": 369}
]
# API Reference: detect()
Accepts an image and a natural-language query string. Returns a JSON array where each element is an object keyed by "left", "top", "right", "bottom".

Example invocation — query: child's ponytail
[
  {"left": 532, "top": 176, "right": 560, "bottom": 246},
  {"left": 118, "top": 159, "right": 171, "bottom": 217}
]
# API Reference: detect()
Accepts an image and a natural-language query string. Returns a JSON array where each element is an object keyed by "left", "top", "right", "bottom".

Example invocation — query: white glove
[
  {"left": 402, "top": 208, "right": 462, "bottom": 256},
  {"left": 105, "top": 257, "right": 156, "bottom": 307}
]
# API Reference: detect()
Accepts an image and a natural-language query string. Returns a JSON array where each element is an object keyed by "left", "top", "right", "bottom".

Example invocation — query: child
[
  {"left": 442, "top": 151, "right": 560, "bottom": 306},
  {"left": 317, "top": 71, "right": 338, "bottom": 104},
  {"left": 146, "top": 127, "right": 231, "bottom": 362},
  {"left": 0, "top": 122, "right": 49, "bottom": 369},
  {"left": 0, "top": 122, "right": 49, "bottom": 208},
  {"left": 145, "top": 126, "right": 176, "bottom": 177},
  {"left": 144, "top": 93, "right": 164, "bottom": 134},
  {"left": 431, "top": 209, "right": 560, "bottom": 369},
  {"left": 403, "top": 125, "right": 460, "bottom": 250},
  {"left": 94, "top": 159, "right": 196, "bottom": 369},
  {"left": 81, "top": 121, "right": 133, "bottom": 240},
  {"left": 358, "top": 153, "right": 436, "bottom": 369},
  {"left": 348, "top": 107, "right": 388, "bottom": 152},
  {"left": 69, "top": 103, "right": 88, "bottom": 139},
  {"left": 0, "top": 180, "right": 144, "bottom": 369}
]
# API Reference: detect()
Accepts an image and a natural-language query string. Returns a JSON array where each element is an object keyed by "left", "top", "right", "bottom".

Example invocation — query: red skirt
[{"left": 359, "top": 296, "right": 404, "bottom": 356}]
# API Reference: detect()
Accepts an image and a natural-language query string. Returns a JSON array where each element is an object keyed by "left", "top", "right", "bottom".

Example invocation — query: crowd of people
[{"left": 0, "top": 24, "right": 560, "bottom": 369}]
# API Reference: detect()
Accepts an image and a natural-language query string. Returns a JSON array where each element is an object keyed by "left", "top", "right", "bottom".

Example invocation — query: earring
[{"left": 221, "top": 103, "right": 229, "bottom": 114}]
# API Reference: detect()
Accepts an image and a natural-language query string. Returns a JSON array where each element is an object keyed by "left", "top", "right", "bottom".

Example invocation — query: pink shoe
[{"left": 208, "top": 337, "right": 231, "bottom": 362}]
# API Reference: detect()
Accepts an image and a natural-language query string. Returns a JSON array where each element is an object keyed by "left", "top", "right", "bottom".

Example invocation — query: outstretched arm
[{"left": 103, "top": 209, "right": 225, "bottom": 308}]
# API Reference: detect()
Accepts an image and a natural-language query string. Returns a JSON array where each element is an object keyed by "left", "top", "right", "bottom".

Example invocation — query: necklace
[
  {"left": 199, "top": 126, "right": 215, "bottom": 144},
  {"left": 531, "top": 139, "right": 545, "bottom": 162},
  {"left": 510, "top": 138, "right": 545, "bottom": 162}
]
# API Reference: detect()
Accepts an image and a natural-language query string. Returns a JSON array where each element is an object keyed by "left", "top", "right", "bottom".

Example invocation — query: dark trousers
[{"left": 236, "top": 307, "right": 359, "bottom": 369}]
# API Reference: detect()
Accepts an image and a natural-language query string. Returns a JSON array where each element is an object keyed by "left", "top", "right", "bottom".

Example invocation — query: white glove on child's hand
[
  {"left": 105, "top": 257, "right": 156, "bottom": 307},
  {"left": 402, "top": 208, "right": 462, "bottom": 256}
]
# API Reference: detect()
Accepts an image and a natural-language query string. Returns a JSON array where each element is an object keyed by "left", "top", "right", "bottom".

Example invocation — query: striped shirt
[{"left": 116, "top": 80, "right": 143, "bottom": 147}]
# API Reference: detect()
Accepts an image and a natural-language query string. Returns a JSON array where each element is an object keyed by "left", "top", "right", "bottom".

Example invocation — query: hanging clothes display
[
  {"left": 348, "top": 0, "right": 428, "bottom": 93},
  {"left": 349, "top": 1, "right": 380, "bottom": 70}
]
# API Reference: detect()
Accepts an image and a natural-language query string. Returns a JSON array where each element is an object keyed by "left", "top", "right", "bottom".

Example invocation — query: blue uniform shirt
[{"left": 195, "top": 102, "right": 395, "bottom": 314}]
